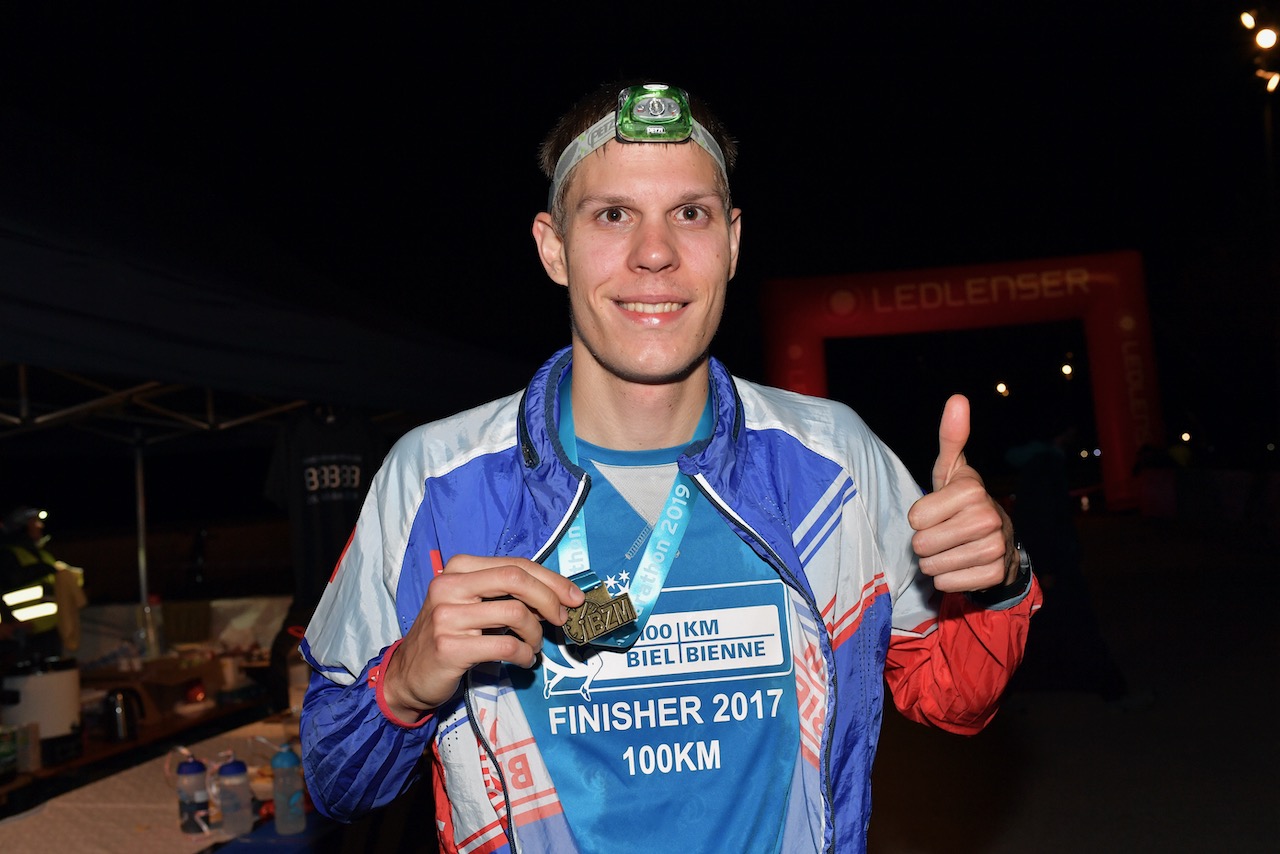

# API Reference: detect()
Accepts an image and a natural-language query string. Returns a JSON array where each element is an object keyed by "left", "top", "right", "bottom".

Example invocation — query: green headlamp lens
[{"left": 616, "top": 84, "right": 693, "bottom": 143}]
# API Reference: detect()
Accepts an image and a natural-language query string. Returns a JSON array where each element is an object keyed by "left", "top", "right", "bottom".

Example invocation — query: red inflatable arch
[{"left": 761, "top": 250, "right": 1162, "bottom": 510}]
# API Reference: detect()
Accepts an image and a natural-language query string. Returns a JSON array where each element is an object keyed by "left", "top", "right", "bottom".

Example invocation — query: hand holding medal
[{"left": 380, "top": 554, "right": 585, "bottom": 721}]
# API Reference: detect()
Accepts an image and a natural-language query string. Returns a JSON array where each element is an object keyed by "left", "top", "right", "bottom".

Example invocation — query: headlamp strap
[{"left": 548, "top": 85, "right": 727, "bottom": 210}]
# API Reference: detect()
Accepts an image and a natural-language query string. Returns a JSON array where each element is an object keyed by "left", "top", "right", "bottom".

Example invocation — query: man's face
[{"left": 535, "top": 139, "right": 741, "bottom": 386}]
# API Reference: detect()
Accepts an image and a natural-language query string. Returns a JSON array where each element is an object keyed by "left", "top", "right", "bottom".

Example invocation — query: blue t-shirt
[{"left": 510, "top": 440, "right": 800, "bottom": 854}]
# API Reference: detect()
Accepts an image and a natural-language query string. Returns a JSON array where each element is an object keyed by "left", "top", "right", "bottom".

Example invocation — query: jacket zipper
[
  {"left": 466, "top": 471, "right": 591, "bottom": 854},
  {"left": 690, "top": 472, "right": 839, "bottom": 854},
  {"left": 464, "top": 674, "right": 516, "bottom": 852}
]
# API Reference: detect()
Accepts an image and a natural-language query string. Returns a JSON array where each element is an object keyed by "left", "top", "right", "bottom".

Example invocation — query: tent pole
[
  {"left": 133, "top": 431, "right": 165, "bottom": 657},
  {"left": 134, "top": 431, "right": 148, "bottom": 605}
]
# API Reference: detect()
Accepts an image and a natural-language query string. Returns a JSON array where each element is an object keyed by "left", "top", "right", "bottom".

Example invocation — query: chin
[
  {"left": 584, "top": 344, "right": 710, "bottom": 386},
  {"left": 571, "top": 315, "right": 712, "bottom": 386}
]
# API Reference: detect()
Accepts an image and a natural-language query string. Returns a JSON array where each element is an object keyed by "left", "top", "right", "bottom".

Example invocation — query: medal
[{"left": 562, "top": 570, "right": 637, "bottom": 645}]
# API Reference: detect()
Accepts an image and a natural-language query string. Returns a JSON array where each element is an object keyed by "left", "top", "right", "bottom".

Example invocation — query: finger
[
  {"left": 420, "top": 596, "right": 551, "bottom": 667},
  {"left": 913, "top": 530, "right": 1006, "bottom": 576},
  {"left": 909, "top": 475, "right": 996, "bottom": 538},
  {"left": 438, "top": 630, "right": 543, "bottom": 671},
  {"left": 440, "top": 597, "right": 551, "bottom": 639},
  {"left": 932, "top": 394, "right": 971, "bottom": 492},
  {"left": 437, "top": 555, "right": 583, "bottom": 621},
  {"left": 926, "top": 563, "right": 1008, "bottom": 594}
]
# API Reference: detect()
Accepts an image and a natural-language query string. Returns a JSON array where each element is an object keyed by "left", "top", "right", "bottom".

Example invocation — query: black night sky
[{"left": 1, "top": 5, "right": 1276, "bottom": 532}]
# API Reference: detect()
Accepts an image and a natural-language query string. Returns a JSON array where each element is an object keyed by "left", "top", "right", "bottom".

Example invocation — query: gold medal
[{"left": 563, "top": 585, "right": 637, "bottom": 646}]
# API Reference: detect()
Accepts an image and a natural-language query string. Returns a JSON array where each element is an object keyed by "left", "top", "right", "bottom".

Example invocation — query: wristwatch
[{"left": 1013, "top": 542, "right": 1032, "bottom": 585}]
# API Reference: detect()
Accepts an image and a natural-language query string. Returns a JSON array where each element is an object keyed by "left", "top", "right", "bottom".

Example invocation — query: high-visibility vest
[{"left": 1, "top": 543, "right": 65, "bottom": 635}]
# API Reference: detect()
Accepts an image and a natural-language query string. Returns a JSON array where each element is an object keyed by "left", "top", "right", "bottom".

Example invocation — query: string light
[{"left": 1243, "top": 8, "right": 1279, "bottom": 90}]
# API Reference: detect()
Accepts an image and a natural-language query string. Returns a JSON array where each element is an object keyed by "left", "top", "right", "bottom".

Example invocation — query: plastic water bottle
[
  {"left": 271, "top": 743, "right": 306, "bottom": 835},
  {"left": 217, "top": 757, "right": 254, "bottom": 838},
  {"left": 176, "top": 756, "right": 210, "bottom": 834}
]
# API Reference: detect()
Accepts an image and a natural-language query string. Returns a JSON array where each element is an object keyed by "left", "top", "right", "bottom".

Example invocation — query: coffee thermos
[{"left": 102, "top": 687, "right": 142, "bottom": 742}]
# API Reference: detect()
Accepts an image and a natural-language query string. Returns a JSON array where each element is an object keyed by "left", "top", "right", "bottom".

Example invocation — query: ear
[
  {"left": 727, "top": 208, "right": 743, "bottom": 281},
  {"left": 532, "top": 212, "right": 569, "bottom": 286}
]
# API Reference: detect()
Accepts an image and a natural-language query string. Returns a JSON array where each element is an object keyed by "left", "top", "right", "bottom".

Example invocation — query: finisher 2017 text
[{"left": 547, "top": 689, "right": 785, "bottom": 736}]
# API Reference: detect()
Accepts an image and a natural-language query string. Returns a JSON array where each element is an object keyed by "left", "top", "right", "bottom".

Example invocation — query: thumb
[{"left": 932, "top": 394, "right": 970, "bottom": 492}]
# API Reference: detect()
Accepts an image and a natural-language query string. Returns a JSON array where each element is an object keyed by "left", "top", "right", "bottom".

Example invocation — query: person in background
[
  {"left": 263, "top": 405, "right": 387, "bottom": 711},
  {"left": 0, "top": 506, "right": 87, "bottom": 662},
  {"left": 300, "top": 80, "right": 1042, "bottom": 853},
  {"left": 1004, "top": 427, "right": 1134, "bottom": 704}
]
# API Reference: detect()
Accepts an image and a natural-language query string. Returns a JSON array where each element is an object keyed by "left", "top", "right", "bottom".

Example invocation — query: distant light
[
  {"left": 995, "top": 382, "right": 1010, "bottom": 397},
  {"left": 1258, "top": 27, "right": 1278, "bottom": 49},
  {"left": 1269, "top": 72, "right": 1280, "bottom": 92},
  {"left": 1079, "top": 449, "right": 1090, "bottom": 459},
  {"left": 1181, "top": 431, "right": 1192, "bottom": 442},
  {"left": 1242, "top": 11, "right": 1257, "bottom": 29},
  {"left": 1080, "top": 495, "right": 1091, "bottom": 513},
  {"left": 1061, "top": 363, "right": 1074, "bottom": 378},
  {"left": 1092, "top": 448, "right": 1102, "bottom": 457},
  {"left": 1267, "top": 442, "right": 1276, "bottom": 452}
]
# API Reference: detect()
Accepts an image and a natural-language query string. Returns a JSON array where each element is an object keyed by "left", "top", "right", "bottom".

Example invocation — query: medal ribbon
[{"left": 555, "top": 377, "right": 709, "bottom": 649}]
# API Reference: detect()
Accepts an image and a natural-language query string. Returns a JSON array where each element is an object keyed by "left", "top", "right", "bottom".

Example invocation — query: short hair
[{"left": 538, "top": 80, "right": 739, "bottom": 232}]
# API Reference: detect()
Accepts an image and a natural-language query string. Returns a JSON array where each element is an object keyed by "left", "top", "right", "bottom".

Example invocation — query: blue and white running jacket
[{"left": 300, "top": 348, "right": 1039, "bottom": 853}]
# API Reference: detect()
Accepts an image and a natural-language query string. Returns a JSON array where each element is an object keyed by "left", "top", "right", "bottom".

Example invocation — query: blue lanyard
[{"left": 555, "top": 377, "right": 710, "bottom": 649}]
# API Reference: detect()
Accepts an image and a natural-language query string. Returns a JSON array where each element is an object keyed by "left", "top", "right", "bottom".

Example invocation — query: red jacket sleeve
[{"left": 883, "top": 576, "right": 1042, "bottom": 734}]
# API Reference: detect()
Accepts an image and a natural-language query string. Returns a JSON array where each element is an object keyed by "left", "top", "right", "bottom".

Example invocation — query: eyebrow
[{"left": 573, "top": 189, "right": 724, "bottom": 214}]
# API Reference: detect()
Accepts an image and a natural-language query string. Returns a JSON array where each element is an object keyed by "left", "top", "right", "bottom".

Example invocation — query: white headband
[{"left": 547, "top": 111, "right": 728, "bottom": 210}]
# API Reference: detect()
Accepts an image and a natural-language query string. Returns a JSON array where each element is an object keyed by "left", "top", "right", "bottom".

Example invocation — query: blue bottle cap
[
  {"left": 219, "top": 759, "right": 249, "bottom": 776},
  {"left": 177, "top": 758, "right": 206, "bottom": 774},
  {"left": 271, "top": 746, "right": 301, "bottom": 769}
]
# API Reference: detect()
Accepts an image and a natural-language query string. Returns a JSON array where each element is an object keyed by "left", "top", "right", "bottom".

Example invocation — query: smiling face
[{"left": 533, "top": 139, "right": 741, "bottom": 391}]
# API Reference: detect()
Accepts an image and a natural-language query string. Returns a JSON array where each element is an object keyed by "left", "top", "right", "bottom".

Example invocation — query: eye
[
  {"left": 597, "top": 207, "right": 629, "bottom": 224},
  {"left": 676, "top": 205, "right": 709, "bottom": 223}
]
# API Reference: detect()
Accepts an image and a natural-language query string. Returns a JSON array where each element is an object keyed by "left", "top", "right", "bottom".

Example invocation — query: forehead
[{"left": 567, "top": 139, "right": 723, "bottom": 200}]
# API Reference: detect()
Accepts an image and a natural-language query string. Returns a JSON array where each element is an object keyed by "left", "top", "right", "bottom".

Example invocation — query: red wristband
[{"left": 369, "top": 639, "right": 431, "bottom": 728}]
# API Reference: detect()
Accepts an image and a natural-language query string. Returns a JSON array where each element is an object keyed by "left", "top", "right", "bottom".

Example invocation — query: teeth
[{"left": 620, "top": 302, "right": 683, "bottom": 314}]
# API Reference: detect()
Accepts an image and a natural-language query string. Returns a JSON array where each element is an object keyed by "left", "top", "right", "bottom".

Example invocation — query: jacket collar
[{"left": 516, "top": 347, "right": 746, "bottom": 512}]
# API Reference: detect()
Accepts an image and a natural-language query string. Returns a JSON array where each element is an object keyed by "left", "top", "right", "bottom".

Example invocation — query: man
[
  {"left": 301, "top": 81, "right": 1040, "bottom": 853},
  {"left": 0, "top": 506, "right": 87, "bottom": 660}
]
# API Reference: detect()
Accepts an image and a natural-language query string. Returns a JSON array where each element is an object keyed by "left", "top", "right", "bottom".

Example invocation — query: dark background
[
  {"left": 0, "top": 5, "right": 1276, "bottom": 546},
  {"left": 1, "top": 13, "right": 1274, "bottom": 851}
]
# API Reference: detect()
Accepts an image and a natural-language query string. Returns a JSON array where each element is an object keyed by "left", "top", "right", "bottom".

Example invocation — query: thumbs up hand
[{"left": 907, "top": 395, "right": 1019, "bottom": 593}]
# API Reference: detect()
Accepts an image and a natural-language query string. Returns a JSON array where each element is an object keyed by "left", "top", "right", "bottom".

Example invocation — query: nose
[{"left": 627, "top": 217, "right": 678, "bottom": 274}]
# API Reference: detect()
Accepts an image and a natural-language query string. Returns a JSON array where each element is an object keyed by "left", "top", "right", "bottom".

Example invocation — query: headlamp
[
  {"left": 616, "top": 83, "right": 693, "bottom": 142},
  {"left": 548, "top": 83, "right": 727, "bottom": 210}
]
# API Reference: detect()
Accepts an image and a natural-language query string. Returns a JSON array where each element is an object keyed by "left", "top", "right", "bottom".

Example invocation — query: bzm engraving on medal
[{"left": 563, "top": 587, "right": 637, "bottom": 645}]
